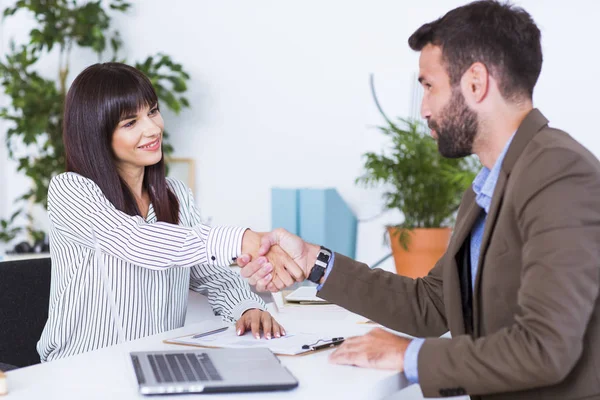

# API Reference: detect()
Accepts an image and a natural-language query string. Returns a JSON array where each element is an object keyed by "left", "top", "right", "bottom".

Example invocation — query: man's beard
[{"left": 428, "top": 88, "right": 479, "bottom": 158}]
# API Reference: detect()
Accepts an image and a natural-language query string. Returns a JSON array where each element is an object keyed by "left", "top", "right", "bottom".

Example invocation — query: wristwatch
[{"left": 307, "top": 246, "right": 333, "bottom": 284}]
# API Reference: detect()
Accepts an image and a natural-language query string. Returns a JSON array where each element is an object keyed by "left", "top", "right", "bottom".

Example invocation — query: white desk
[
  {"left": 0, "top": 253, "right": 50, "bottom": 262},
  {"left": 4, "top": 292, "right": 462, "bottom": 400}
]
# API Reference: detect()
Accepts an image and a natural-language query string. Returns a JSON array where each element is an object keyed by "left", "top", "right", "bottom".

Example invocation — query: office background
[{"left": 0, "top": 0, "right": 596, "bottom": 270}]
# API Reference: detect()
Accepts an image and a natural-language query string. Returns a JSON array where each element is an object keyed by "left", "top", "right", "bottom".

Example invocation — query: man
[{"left": 238, "top": 1, "right": 600, "bottom": 399}]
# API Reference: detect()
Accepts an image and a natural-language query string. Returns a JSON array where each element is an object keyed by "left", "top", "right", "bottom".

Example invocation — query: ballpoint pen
[{"left": 191, "top": 326, "right": 229, "bottom": 339}]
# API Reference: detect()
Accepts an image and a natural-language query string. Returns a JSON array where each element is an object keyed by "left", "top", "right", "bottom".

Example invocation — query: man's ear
[{"left": 461, "top": 62, "right": 489, "bottom": 103}]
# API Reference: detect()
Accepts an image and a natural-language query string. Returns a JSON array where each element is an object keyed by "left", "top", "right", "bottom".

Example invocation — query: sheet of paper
[
  {"left": 285, "top": 286, "right": 328, "bottom": 303},
  {"left": 167, "top": 326, "right": 326, "bottom": 356},
  {"left": 270, "top": 292, "right": 350, "bottom": 320}
]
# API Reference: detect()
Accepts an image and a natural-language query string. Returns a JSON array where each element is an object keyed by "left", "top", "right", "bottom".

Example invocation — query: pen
[{"left": 191, "top": 326, "right": 228, "bottom": 339}]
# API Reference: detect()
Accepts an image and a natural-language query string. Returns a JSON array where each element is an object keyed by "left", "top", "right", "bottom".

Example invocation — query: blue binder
[
  {"left": 271, "top": 188, "right": 300, "bottom": 235},
  {"left": 271, "top": 188, "right": 357, "bottom": 259}
]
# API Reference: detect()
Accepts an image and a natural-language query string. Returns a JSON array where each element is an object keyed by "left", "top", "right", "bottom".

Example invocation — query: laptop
[{"left": 130, "top": 348, "right": 299, "bottom": 395}]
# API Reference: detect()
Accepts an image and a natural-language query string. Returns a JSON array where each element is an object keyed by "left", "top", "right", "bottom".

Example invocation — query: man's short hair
[{"left": 409, "top": 0, "right": 542, "bottom": 101}]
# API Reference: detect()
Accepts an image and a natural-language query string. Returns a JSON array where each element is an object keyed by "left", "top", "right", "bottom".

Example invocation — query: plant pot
[{"left": 387, "top": 227, "right": 452, "bottom": 278}]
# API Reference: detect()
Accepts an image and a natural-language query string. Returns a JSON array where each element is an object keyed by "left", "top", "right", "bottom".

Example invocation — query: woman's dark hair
[
  {"left": 63, "top": 62, "right": 179, "bottom": 223},
  {"left": 409, "top": 0, "right": 542, "bottom": 101}
]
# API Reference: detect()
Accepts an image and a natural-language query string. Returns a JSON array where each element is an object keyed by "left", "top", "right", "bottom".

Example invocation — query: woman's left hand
[{"left": 236, "top": 309, "right": 286, "bottom": 340}]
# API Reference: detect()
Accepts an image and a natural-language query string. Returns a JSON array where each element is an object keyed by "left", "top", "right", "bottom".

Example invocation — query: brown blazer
[{"left": 319, "top": 109, "right": 600, "bottom": 399}]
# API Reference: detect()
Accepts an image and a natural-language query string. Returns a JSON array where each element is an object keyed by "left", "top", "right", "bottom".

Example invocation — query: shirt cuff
[
  {"left": 404, "top": 338, "right": 425, "bottom": 384},
  {"left": 231, "top": 299, "right": 266, "bottom": 321},
  {"left": 316, "top": 252, "right": 335, "bottom": 291},
  {"left": 194, "top": 226, "right": 246, "bottom": 266}
]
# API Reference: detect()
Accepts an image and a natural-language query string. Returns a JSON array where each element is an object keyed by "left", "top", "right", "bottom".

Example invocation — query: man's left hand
[{"left": 329, "top": 328, "right": 410, "bottom": 371}]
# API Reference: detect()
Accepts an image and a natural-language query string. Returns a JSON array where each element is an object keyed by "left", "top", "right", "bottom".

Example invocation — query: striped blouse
[{"left": 37, "top": 172, "right": 265, "bottom": 362}]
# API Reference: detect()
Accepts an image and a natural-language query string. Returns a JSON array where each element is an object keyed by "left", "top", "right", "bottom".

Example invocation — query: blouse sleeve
[{"left": 47, "top": 173, "right": 245, "bottom": 270}]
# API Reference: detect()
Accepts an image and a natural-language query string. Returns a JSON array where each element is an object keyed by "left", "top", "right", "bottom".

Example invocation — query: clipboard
[{"left": 164, "top": 321, "right": 344, "bottom": 356}]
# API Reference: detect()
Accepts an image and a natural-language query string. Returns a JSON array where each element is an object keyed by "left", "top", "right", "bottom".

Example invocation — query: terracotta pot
[{"left": 387, "top": 227, "right": 452, "bottom": 278}]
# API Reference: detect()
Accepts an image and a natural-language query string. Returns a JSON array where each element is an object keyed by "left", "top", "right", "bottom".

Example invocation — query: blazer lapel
[{"left": 472, "top": 108, "right": 549, "bottom": 335}]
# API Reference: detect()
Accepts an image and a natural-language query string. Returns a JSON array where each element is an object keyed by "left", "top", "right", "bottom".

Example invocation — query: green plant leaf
[
  {"left": 357, "top": 110, "right": 480, "bottom": 248},
  {"left": 0, "top": 1, "right": 188, "bottom": 243}
]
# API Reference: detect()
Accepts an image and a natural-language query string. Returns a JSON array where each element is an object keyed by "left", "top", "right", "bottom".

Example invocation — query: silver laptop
[{"left": 130, "top": 348, "right": 298, "bottom": 395}]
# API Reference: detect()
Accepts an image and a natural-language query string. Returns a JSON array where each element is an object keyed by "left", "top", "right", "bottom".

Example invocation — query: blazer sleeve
[
  {"left": 417, "top": 147, "right": 600, "bottom": 397},
  {"left": 318, "top": 252, "right": 448, "bottom": 338}
]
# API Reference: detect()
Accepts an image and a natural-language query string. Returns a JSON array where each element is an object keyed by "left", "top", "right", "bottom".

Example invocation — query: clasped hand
[{"left": 238, "top": 228, "right": 319, "bottom": 292}]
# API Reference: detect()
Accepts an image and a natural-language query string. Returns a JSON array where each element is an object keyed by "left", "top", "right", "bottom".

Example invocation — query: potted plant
[{"left": 356, "top": 77, "right": 479, "bottom": 277}]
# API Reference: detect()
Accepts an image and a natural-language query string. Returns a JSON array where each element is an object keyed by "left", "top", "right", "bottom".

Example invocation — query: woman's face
[{"left": 112, "top": 103, "right": 164, "bottom": 173}]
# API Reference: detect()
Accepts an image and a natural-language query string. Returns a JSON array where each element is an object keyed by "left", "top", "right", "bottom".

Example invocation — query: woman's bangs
[{"left": 112, "top": 74, "right": 158, "bottom": 122}]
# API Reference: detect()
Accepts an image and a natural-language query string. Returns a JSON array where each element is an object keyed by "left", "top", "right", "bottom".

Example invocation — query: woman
[{"left": 37, "top": 63, "right": 301, "bottom": 362}]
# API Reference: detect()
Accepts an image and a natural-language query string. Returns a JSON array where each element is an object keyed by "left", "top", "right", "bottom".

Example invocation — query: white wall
[{"left": 1, "top": 0, "right": 599, "bottom": 267}]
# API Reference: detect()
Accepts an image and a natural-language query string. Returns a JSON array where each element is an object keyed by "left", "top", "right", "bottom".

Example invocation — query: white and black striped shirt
[{"left": 37, "top": 172, "right": 265, "bottom": 362}]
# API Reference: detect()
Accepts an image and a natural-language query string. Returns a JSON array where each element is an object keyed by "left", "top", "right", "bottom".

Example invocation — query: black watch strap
[{"left": 307, "top": 246, "right": 332, "bottom": 284}]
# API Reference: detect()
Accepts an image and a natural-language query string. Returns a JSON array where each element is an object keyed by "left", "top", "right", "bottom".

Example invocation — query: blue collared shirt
[{"left": 403, "top": 134, "right": 515, "bottom": 383}]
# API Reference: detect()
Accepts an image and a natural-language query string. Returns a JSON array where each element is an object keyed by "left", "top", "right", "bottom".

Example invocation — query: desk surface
[
  {"left": 4, "top": 292, "right": 460, "bottom": 400},
  {"left": 0, "top": 253, "right": 50, "bottom": 262}
]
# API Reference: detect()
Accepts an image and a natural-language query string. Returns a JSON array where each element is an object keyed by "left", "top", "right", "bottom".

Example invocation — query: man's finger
[
  {"left": 273, "top": 249, "right": 304, "bottom": 281},
  {"left": 329, "top": 347, "right": 355, "bottom": 365},
  {"left": 329, "top": 347, "right": 343, "bottom": 361},
  {"left": 286, "top": 259, "right": 305, "bottom": 282},
  {"left": 341, "top": 335, "right": 362, "bottom": 346},
  {"left": 266, "top": 282, "right": 279, "bottom": 293},
  {"left": 271, "top": 273, "right": 287, "bottom": 290},
  {"left": 276, "top": 265, "right": 295, "bottom": 287}
]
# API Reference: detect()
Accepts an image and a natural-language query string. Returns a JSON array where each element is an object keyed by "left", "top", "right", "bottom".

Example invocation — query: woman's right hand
[
  {"left": 240, "top": 230, "right": 305, "bottom": 291},
  {"left": 238, "top": 229, "right": 321, "bottom": 292}
]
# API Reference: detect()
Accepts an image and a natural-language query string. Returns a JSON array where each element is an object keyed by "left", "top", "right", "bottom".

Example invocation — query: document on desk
[
  {"left": 165, "top": 325, "right": 340, "bottom": 356},
  {"left": 284, "top": 286, "right": 330, "bottom": 304}
]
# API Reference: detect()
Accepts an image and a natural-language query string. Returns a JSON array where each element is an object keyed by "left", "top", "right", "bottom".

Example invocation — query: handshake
[{"left": 239, "top": 228, "right": 323, "bottom": 292}]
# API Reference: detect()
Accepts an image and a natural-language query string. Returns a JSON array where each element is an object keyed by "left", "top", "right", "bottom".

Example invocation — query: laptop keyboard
[{"left": 148, "top": 353, "right": 223, "bottom": 383}]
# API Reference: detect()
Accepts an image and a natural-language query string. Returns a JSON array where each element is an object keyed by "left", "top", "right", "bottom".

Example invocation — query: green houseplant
[
  {"left": 0, "top": 0, "right": 190, "bottom": 245},
  {"left": 356, "top": 75, "right": 479, "bottom": 276}
]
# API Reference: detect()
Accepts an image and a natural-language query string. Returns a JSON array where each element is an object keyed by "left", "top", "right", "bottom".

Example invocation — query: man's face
[{"left": 418, "top": 44, "right": 478, "bottom": 158}]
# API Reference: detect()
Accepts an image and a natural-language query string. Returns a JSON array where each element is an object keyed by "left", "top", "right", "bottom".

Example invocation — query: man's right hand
[{"left": 238, "top": 228, "right": 321, "bottom": 292}]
